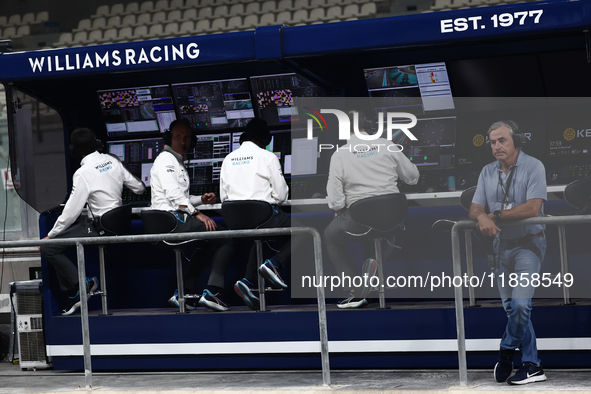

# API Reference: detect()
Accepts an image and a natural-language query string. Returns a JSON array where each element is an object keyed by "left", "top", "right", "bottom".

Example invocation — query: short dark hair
[
  {"left": 70, "top": 128, "right": 97, "bottom": 156},
  {"left": 168, "top": 118, "right": 192, "bottom": 133},
  {"left": 244, "top": 118, "right": 271, "bottom": 147}
]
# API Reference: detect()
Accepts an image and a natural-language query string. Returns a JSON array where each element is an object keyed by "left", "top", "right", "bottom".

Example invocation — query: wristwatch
[{"left": 493, "top": 210, "right": 502, "bottom": 221}]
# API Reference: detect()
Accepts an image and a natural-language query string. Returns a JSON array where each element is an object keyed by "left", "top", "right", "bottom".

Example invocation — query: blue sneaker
[
  {"left": 199, "top": 289, "right": 229, "bottom": 312},
  {"left": 507, "top": 362, "right": 547, "bottom": 385},
  {"left": 259, "top": 260, "right": 287, "bottom": 289},
  {"left": 234, "top": 278, "right": 260, "bottom": 311},
  {"left": 168, "top": 290, "right": 199, "bottom": 310},
  {"left": 337, "top": 293, "right": 368, "bottom": 309},
  {"left": 62, "top": 277, "right": 99, "bottom": 316},
  {"left": 494, "top": 348, "right": 515, "bottom": 382},
  {"left": 62, "top": 291, "right": 81, "bottom": 316},
  {"left": 359, "top": 258, "right": 378, "bottom": 298}
]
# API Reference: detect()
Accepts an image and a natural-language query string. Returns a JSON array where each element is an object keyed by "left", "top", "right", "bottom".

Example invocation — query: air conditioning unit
[{"left": 10, "top": 280, "right": 52, "bottom": 370}]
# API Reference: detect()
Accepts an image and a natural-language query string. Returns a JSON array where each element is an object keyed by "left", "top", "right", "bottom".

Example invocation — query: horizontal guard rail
[
  {"left": 0, "top": 226, "right": 329, "bottom": 389},
  {"left": 451, "top": 214, "right": 591, "bottom": 387}
]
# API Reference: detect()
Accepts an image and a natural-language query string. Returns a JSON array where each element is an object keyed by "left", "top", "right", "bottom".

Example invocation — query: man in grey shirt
[
  {"left": 469, "top": 120, "right": 547, "bottom": 385},
  {"left": 324, "top": 110, "right": 419, "bottom": 309}
]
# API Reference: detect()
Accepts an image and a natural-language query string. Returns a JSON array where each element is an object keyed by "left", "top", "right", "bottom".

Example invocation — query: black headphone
[
  {"left": 69, "top": 139, "right": 103, "bottom": 155},
  {"left": 503, "top": 120, "right": 525, "bottom": 148},
  {"left": 163, "top": 119, "right": 197, "bottom": 150}
]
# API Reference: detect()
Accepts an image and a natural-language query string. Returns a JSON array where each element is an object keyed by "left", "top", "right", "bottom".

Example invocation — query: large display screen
[
  {"left": 250, "top": 73, "right": 325, "bottom": 126},
  {"left": 98, "top": 85, "right": 176, "bottom": 137},
  {"left": 545, "top": 107, "right": 591, "bottom": 165},
  {"left": 364, "top": 62, "right": 454, "bottom": 114},
  {"left": 172, "top": 78, "right": 254, "bottom": 130}
]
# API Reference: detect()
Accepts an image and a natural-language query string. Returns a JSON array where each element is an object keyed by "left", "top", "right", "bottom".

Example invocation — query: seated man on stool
[
  {"left": 324, "top": 110, "right": 419, "bottom": 308},
  {"left": 219, "top": 119, "right": 290, "bottom": 310},
  {"left": 150, "top": 118, "right": 234, "bottom": 311},
  {"left": 40, "top": 127, "right": 145, "bottom": 316}
]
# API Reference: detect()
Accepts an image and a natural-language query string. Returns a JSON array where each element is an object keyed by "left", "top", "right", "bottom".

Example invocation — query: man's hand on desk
[
  {"left": 195, "top": 212, "right": 217, "bottom": 231},
  {"left": 201, "top": 193, "right": 217, "bottom": 205}
]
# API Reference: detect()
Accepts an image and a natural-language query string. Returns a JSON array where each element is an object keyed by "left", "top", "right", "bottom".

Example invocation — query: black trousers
[
  {"left": 243, "top": 207, "right": 292, "bottom": 284},
  {"left": 172, "top": 212, "right": 234, "bottom": 292}
]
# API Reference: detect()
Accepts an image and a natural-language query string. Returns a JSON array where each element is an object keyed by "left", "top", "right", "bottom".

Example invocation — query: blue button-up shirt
[{"left": 472, "top": 150, "right": 546, "bottom": 240}]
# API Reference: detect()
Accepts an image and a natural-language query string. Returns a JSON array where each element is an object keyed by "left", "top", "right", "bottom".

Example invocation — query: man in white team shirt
[
  {"left": 324, "top": 110, "right": 420, "bottom": 308},
  {"left": 220, "top": 119, "right": 290, "bottom": 310},
  {"left": 150, "top": 118, "right": 234, "bottom": 311},
  {"left": 40, "top": 128, "right": 145, "bottom": 316}
]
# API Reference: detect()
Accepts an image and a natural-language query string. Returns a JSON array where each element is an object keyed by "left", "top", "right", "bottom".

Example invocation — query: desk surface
[{"left": 131, "top": 185, "right": 566, "bottom": 213}]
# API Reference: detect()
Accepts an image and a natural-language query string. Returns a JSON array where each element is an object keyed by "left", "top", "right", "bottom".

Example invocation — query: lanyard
[{"left": 498, "top": 167, "right": 515, "bottom": 204}]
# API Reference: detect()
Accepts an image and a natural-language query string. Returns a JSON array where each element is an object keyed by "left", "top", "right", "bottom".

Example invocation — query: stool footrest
[{"left": 252, "top": 287, "right": 284, "bottom": 293}]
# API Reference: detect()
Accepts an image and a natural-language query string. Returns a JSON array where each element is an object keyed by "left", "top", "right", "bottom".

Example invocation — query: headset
[
  {"left": 503, "top": 120, "right": 525, "bottom": 148},
  {"left": 162, "top": 119, "right": 198, "bottom": 150}
]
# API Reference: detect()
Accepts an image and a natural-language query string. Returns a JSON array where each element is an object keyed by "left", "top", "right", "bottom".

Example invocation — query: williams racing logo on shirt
[
  {"left": 231, "top": 156, "right": 253, "bottom": 165},
  {"left": 95, "top": 160, "right": 113, "bottom": 173},
  {"left": 165, "top": 165, "right": 175, "bottom": 173},
  {"left": 352, "top": 145, "right": 379, "bottom": 158}
]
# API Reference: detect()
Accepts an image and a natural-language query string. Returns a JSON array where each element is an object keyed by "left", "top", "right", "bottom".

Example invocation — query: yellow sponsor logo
[
  {"left": 473, "top": 134, "right": 485, "bottom": 147},
  {"left": 564, "top": 128, "right": 575, "bottom": 141}
]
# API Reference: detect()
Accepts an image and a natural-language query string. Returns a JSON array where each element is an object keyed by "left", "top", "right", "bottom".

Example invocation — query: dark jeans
[
  {"left": 494, "top": 235, "right": 546, "bottom": 366},
  {"left": 40, "top": 216, "right": 99, "bottom": 291},
  {"left": 172, "top": 212, "right": 234, "bottom": 292}
]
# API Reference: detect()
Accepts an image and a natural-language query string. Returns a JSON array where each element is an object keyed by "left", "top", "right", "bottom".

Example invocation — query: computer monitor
[
  {"left": 250, "top": 73, "right": 325, "bottom": 126},
  {"left": 172, "top": 78, "right": 254, "bottom": 130},
  {"left": 98, "top": 85, "right": 176, "bottom": 137},
  {"left": 364, "top": 62, "right": 454, "bottom": 115},
  {"left": 106, "top": 137, "right": 164, "bottom": 187},
  {"left": 189, "top": 133, "right": 232, "bottom": 160},
  {"left": 398, "top": 116, "right": 456, "bottom": 171}
]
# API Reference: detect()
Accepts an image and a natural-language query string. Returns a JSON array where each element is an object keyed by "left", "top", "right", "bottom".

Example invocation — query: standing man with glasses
[{"left": 469, "top": 120, "right": 547, "bottom": 385}]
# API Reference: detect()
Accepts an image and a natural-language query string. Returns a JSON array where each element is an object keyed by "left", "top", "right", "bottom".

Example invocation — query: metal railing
[
  {"left": 0, "top": 227, "right": 330, "bottom": 388},
  {"left": 451, "top": 214, "right": 591, "bottom": 386}
]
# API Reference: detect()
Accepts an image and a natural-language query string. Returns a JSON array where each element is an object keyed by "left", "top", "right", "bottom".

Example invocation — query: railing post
[
  {"left": 309, "top": 228, "right": 330, "bottom": 387},
  {"left": 76, "top": 242, "right": 92, "bottom": 389},
  {"left": 557, "top": 225, "right": 573, "bottom": 305},
  {"left": 98, "top": 245, "right": 109, "bottom": 316},
  {"left": 464, "top": 229, "right": 478, "bottom": 307},
  {"left": 451, "top": 225, "right": 468, "bottom": 386}
]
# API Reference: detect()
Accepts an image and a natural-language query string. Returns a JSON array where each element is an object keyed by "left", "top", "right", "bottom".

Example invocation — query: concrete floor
[{"left": 1, "top": 361, "right": 591, "bottom": 393}]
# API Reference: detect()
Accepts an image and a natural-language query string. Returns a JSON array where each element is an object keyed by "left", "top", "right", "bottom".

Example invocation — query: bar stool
[
  {"left": 345, "top": 193, "right": 408, "bottom": 309},
  {"left": 556, "top": 176, "right": 591, "bottom": 305},
  {"left": 141, "top": 210, "right": 205, "bottom": 313},
  {"left": 221, "top": 200, "right": 276, "bottom": 312},
  {"left": 95, "top": 204, "right": 132, "bottom": 316}
]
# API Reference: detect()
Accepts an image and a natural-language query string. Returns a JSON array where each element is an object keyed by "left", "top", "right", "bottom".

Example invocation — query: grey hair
[{"left": 487, "top": 120, "right": 517, "bottom": 137}]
